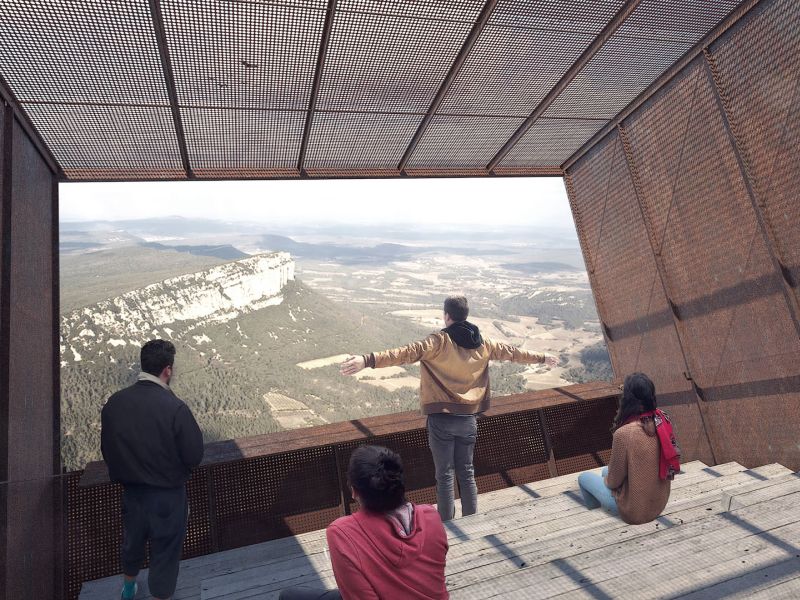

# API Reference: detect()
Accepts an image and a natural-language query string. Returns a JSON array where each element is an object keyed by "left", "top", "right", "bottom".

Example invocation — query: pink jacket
[{"left": 326, "top": 503, "right": 449, "bottom": 599}]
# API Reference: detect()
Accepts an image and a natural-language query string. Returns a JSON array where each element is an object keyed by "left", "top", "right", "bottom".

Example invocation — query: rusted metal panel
[
  {"left": 564, "top": 127, "right": 716, "bottom": 466},
  {"left": 566, "top": 0, "right": 800, "bottom": 472}
]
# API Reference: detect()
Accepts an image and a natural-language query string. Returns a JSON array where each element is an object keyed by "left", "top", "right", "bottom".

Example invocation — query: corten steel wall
[
  {"left": 67, "top": 384, "right": 617, "bottom": 599},
  {"left": 565, "top": 0, "right": 800, "bottom": 472},
  {"left": 0, "top": 98, "right": 62, "bottom": 596}
]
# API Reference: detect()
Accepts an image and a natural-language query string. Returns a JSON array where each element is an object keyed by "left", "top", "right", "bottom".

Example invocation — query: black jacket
[{"left": 101, "top": 380, "right": 204, "bottom": 488}]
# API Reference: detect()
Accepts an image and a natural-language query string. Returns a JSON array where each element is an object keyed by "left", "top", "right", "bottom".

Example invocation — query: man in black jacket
[{"left": 102, "top": 339, "right": 204, "bottom": 600}]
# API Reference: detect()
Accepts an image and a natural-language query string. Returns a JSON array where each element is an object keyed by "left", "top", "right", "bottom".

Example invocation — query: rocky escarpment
[{"left": 61, "top": 252, "right": 294, "bottom": 361}]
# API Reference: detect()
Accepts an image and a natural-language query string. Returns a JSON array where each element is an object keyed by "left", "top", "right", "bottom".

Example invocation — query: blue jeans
[{"left": 577, "top": 467, "right": 618, "bottom": 515}]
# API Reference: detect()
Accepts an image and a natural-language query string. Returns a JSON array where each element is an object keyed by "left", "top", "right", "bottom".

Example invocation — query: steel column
[{"left": 487, "top": 0, "right": 643, "bottom": 172}]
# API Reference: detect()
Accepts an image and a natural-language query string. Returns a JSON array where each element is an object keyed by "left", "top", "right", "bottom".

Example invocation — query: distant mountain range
[{"left": 141, "top": 242, "right": 248, "bottom": 261}]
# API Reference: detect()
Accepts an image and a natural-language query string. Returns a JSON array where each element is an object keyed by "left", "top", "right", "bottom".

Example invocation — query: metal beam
[
  {"left": 148, "top": 0, "right": 193, "bottom": 179},
  {"left": 702, "top": 49, "right": 800, "bottom": 338},
  {"left": 0, "top": 75, "right": 64, "bottom": 179},
  {"left": 617, "top": 123, "right": 719, "bottom": 464},
  {"left": 398, "top": 0, "right": 499, "bottom": 173},
  {"left": 298, "top": 0, "right": 337, "bottom": 174},
  {"left": 563, "top": 0, "right": 763, "bottom": 172},
  {"left": 487, "top": 0, "right": 643, "bottom": 172}
]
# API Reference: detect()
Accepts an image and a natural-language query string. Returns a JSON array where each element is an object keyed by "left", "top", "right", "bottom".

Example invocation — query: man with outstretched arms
[{"left": 341, "top": 296, "right": 558, "bottom": 521}]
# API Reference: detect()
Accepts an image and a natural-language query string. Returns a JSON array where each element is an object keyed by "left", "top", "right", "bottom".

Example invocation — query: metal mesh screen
[
  {"left": 499, "top": 118, "right": 606, "bottom": 168},
  {"left": 437, "top": 26, "right": 594, "bottom": 118},
  {"left": 565, "top": 0, "right": 800, "bottom": 471},
  {"left": 317, "top": 2, "right": 481, "bottom": 113},
  {"left": 210, "top": 446, "right": 342, "bottom": 551},
  {"left": 0, "top": 1, "right": 168, "bottom": 104},
  {"left": 545, "top": 36, "right": 692, "bottom": 119},
  {"left": 181, "top": 108, "right": 305, "bottom": 173},
  {"left": 23, "top": 104, "right": 184, "bottom": 180},
  {"left": 161, "top": 0, "right": 325, "bottom": 111},
  {"left": 0, "top": 0, "right": 766, "bottom": 179},
  {"left": 709, "top": 0, "right": 800, "bottom": 292},
  {"left": 406, "top": 115, "right": 524, "bottom": 169},
  {"left": 544, "top": 0, "right": 742, "bottom": 120},
  {"left": 306, "top": 112, "right": 421, "bottom": 169}
]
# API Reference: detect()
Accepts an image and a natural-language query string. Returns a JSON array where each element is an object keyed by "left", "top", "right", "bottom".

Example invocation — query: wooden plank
[
  {"left": 451, "top": 491, "right": 800, "bottom": 599},
  {"left": 80, "top": 462, "right": 788, "bottom": 600},
  {"left": 78, "top": 461, "right": 726, "bottom": 599},
  {"left": 722, "top": 472, "right": 798, "bottom": 511},
  {"left": 443, "top": 467, "right": 798, "bottom": 591},
  {"left": 197, "top": 464, "right": 767, "bottom": 598}
]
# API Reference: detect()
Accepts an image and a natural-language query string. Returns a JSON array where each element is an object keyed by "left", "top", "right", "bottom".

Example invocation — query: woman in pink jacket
[{"left": 279, "top": 445, "right": 449, "bottom": 600}]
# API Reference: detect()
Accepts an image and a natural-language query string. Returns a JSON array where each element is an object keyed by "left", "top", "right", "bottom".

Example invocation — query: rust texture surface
[
  {"left": 0, "top": 1, "right": 750, "bottom": 181},
  {"left": 66, "top": 384, "right": 618, "bottom": 598},
  {"left": 565, "top": 0, "right": 800, "bottom": 473}
]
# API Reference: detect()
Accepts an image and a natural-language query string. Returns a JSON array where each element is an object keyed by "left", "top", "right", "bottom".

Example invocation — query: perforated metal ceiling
[{"left": 0, "top": 0, "right": 751, "bottom": 181}]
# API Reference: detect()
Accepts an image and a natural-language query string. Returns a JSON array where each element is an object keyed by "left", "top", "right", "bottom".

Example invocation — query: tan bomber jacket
[{"left": 364, "top": 331, "right": 546, "bottom": 415}]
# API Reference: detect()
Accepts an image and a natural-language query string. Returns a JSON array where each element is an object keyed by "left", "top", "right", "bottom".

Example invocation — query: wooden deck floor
[{"left": 81, "top": 460, "right": 800, "bottom": 599}]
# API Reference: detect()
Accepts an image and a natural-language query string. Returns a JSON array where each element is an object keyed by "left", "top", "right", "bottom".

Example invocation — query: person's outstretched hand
[
  {"left": 544, "top": 355, "right": 559, "bottom": 368},
  {"left": 340, "top": 355, "right": 366, "bottom": 376}
]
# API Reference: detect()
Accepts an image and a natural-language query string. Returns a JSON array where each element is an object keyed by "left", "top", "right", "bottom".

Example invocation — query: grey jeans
[{"left": 427, "top": 413, "right": 478, "bottom": 521}]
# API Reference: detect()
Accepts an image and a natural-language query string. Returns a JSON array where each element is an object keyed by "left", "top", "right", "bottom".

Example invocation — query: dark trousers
[
  {"left": 278, "top": 588, "right": 342, "bottom": 599},
  {"left": 121, "top": 485, "right": 188, "bottom": 599}
]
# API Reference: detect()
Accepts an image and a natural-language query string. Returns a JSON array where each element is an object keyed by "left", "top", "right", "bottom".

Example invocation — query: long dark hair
[
  {"left": 347, "top": 445, "right": 406, "bottom": 512},
  {"left": 612, "top": 372, "right": 657, "bottom": 431}
]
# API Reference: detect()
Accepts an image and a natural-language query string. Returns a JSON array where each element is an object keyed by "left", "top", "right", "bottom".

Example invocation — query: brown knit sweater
[{"left": 605, "top": 420, "right": 671, "bottom": 525}]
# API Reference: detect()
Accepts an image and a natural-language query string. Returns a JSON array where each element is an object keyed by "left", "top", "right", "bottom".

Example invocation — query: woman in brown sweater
[{"left": 577, "top": 373, "right": 672, "bottom": 525}]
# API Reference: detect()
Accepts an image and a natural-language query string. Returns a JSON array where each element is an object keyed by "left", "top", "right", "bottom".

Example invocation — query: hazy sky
[{"left": 59, "top": 177, "right": 575, "bottom": 229}]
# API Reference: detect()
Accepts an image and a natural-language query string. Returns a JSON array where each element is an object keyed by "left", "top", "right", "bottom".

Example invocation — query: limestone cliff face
[{"left": 61, "top": 252, "right": 294, "bottom": 359}]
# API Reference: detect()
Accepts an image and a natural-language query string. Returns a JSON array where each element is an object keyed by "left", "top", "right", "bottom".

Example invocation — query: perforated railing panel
[
  {"left": 543, "top": 398, "right": 616, "bottom": 475},
  {"left": 210, "top": 446, "right": 342, "bottom": 550},
  {"left": 66, "top": 389, "right": 620, "bottom": 598}
]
